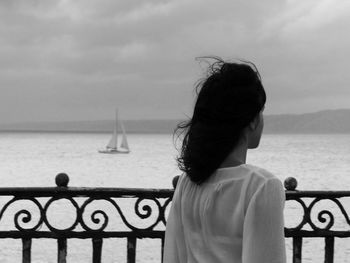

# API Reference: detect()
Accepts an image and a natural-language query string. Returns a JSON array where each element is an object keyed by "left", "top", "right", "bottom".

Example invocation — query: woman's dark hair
[{"left": 175, "top": 57, "right": 266, "bottom": 185}]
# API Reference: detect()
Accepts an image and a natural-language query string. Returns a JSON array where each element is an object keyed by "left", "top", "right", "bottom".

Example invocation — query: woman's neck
[{"left": 219, "top": 139, "right": 248, "bottom": 169}]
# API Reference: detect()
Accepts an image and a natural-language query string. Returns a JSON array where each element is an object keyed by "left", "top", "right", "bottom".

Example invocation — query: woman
[{"left": 164, "top": 58, "right": 286, "bottom": 263}]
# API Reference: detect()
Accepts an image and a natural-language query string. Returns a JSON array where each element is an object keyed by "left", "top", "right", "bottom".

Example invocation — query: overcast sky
[{"left": 0, "top": 0, "right": 349, "bottom": 123}]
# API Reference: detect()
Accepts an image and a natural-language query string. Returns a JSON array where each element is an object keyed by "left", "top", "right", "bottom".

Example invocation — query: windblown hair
[{"left": 175, "top": 57, "right": 266, "bottom": 184}]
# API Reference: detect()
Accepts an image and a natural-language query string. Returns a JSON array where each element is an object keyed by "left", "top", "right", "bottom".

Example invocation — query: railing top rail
[
  {"left": 286, "top": 190, "right": 350, "bottom": 197},
  {"left": 0, "top": 187, "right": 174, "bottom": 197},
  {"left": 0, "top": 174, "right": 349, "bottom": 197},
  {"left": 1, "top": 187, "right": 350, "bottom": 198},
  {"left": 0, "top": 173, "right": 175, "bottom": 197}
]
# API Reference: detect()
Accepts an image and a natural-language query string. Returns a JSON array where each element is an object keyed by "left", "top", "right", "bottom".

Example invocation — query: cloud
[
  {"left": 282, "top": 0, "right": 350, "bottom": 34},
  {"left": 0, "top": 0, "right": 349, "bottom": 122}
]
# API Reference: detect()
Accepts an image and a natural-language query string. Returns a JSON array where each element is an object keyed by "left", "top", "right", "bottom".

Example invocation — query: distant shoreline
[
  {"left": 0, "top": 130, "right": 349, "bottom": 135},
  {"left": 0, "top": 130, "right": 175, "bottom": 134},
  {"left": 0, "top": 109, "right": 349, "bottom": 134}
]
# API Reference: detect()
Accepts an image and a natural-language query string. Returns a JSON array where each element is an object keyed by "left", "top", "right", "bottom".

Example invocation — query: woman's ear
[
  {"left": 247, "top": 112, "right": 264, "bottom": 149},
  {"left": 248, "top": 115, "right": 260, "bottom": 131}
]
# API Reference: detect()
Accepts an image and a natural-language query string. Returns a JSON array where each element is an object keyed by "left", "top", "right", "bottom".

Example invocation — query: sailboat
[{"left": 99, "top": 110, "right": 130, "bottom": 154}]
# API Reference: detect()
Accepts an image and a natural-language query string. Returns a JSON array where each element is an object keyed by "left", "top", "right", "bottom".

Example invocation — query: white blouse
[{"left": 164, "top": 164, "right": 286, "bottom": 263}]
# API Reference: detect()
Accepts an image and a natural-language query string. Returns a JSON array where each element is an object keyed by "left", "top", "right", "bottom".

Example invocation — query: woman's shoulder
[
  {"left": 242, "top": 164, "right": 284, "bottom": 193},
  {"left": 242, "top": 165, "right": 285, "bottom": 209},
  {"left": 175, "top": 165, "right": 282, "bottom": 190},
  {"left": 244, "top": 164, "right": 279, "bottom": 181}
]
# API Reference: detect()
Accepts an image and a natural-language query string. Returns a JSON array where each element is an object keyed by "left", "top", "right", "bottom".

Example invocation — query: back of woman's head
[{"left": 175, "top": 57, "right": 266, "bottom": 184}]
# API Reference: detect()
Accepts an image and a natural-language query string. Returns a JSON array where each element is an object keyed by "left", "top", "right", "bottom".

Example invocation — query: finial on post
[
  {"left": 56, "top": 173, "right": 69, "bottom": 187},
  {"left": 284, "top": 177, "right": 298, "bottom": 191},
  {"left": 172, "top": 175, "right": 180, "bottom": 189}
]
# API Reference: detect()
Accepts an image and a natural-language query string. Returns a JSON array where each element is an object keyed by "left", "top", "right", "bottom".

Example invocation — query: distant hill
[
  {"left": 0, "top": 119, "right": 183, "bottom": 133},
  {"left": 264, "top": 109, "right": 350, "bottom": 134},
  {"left": 0, "top": 109, "right": 349, "bottom": 134}
]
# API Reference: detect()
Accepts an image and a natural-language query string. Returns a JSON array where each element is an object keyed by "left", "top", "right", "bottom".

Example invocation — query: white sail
[
  {"left": 120, "top": 121, "right": 129, "bottom": 151},
  {"left": 99, "top": 108, "right": 130, "bottom": 154},
  {"left": 106, "top": 109, "right": 118, "bottom": 149},
  {"left": 106, "top": 128, "right": 117, "bottom": 149}
]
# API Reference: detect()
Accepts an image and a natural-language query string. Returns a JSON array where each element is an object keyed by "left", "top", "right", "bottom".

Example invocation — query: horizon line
[{"left": 0, "top": 108, "right": 349, "bottom": 125}]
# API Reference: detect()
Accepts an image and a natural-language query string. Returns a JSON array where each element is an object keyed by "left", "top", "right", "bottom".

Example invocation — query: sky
[{"left": 0, "top": 0, "right": 349, "bottom": 123}]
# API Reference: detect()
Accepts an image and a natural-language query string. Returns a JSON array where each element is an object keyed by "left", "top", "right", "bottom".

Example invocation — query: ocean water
[{"left": 0, "top": 133, "right": 349, "bottom": 262}]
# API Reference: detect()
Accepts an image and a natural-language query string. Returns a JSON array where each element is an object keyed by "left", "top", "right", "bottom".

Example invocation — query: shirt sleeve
[
  {"left": 163, "top": 175, "right": 185, "bottom": 263},
  {"left": 242, "top": 178, "right": 286, "bottom": 263}
]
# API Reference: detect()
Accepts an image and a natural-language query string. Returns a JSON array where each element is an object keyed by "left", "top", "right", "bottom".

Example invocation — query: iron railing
[
  {"left": 0, "top": 174, "right": 349, "bottom": 263},
  {"left": 283, "top": 177, "right": 350, "bottom": 263}
]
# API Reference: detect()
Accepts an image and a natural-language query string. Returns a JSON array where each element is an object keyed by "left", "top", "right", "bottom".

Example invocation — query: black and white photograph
[{"left": 0, "top": 0, "right": 349, "bottom": 262}]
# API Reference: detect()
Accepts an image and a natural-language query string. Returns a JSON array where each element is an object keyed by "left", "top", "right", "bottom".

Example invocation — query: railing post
[
  {"left": 57, "top": 238, "right": 67, "bottom": 263},
  {"left": 293, "top": 237, "right": 302, "bottom": 263},
  {"left": 324, "top": 237, "right": 334, "bottom": 263},
  {"left": 127, "top": 237, "right": 137, "bottom": 263},
  {"left": 92, "top": 238, "right": 103, "bottom": 263},
  {"left": 161, "top": 235, "right": 165, "bottom": 263},
  {"left": 22, "top": 238, "right": 32, "bottom": 263},
  {"left": 56, "top": 174, "right": 69, "bottom": 263}
]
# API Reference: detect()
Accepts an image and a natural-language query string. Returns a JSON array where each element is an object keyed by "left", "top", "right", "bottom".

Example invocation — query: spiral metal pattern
[
  {"left": 0, "top": 190, "right": 349, "bottom": 236},
  {"left": 286, "top": 197, "right": 350, "bottom": 232},
  {"left": 0, "top": 196, "right": 171, "bottom": 233}
]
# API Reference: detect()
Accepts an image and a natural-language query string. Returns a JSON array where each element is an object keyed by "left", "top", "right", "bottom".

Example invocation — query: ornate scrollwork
[
  {"left": 79, "top": 197, "right": 168, "bottom": 232},
  {"left": 43, "top": 197, "right": 80, "bottom": 232},
  {"left": 135, "top": 198, "right": 154, "bottom": 219},
  {"left": 0, "top": 197, "right": 44, "bottom": 231},
  {"left": 286, "top": 196, "right": 350, "bottom": 233},
  {"left": 79, "top": 198, "right": 111, "bottom": 232},
  {"left": 132, "top": 197, "right": 163, "bottom": 230},
  {"left": 0, "top": 194, "right": 172, "bottom": 235},
  {"left": 284, "top": 178, "right": 350, "bottom": 237},
  {"left": 1, "top": 174, "right": 348, "bottom": 239},
  {"left": 0, "top": 174, "right": 175, "bottom": 237},
  {"left": 316, "top": 210, "right": 334, "bottom": 229}
]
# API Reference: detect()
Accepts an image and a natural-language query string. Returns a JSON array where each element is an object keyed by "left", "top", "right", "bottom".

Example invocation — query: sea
[{"left": 0, "top": 132, "right": 349, "bottom": 262}]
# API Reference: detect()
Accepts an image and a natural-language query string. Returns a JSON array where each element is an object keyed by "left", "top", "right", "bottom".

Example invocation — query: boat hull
[{"left": 98, "top": 149, "right": 130, "bottom": 154}]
